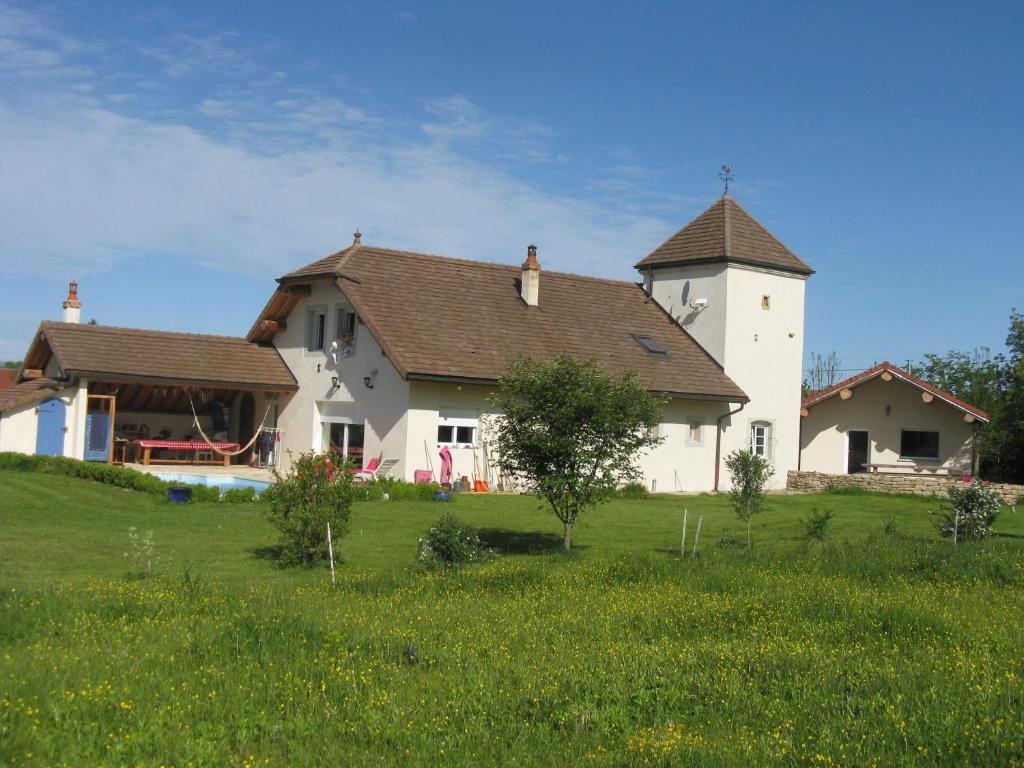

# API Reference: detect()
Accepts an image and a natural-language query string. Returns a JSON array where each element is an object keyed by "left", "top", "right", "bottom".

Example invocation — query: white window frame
[
  {"left": 437, "top": 413, "right": 478, "bottom": 447},
  {"left": 748, "top": 419, "right": 774, "bottom": 461},
  {"left": 305, "top": 305, "right": 327, "bottom": 353}
]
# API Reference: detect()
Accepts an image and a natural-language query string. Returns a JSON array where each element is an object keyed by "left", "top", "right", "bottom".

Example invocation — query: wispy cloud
[
  {"left": 0, "top": 3, "right": 676, "bottom": 294},
  {"left": 140, "top": 31, "right": 255, "bottom": 79}
]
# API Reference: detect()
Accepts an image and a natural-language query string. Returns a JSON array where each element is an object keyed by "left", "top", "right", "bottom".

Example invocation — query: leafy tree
[
  {"left": 913, "top": 347, "right": 1008, "bottom": 418},
  {"left": 987, "top": 310, "right": 1024, "bottom": 482},
  {"left": 913, "top": 312, "right": 1024, "bottom": 482},
  {"left": 265, "top": 452, "right": 354, "bottom": 566},
  {"left": 802, "top": 351, "right": 843, "bottom": 397},
  {"left": 724, "top": 449, "right": 774, "bottom": 548},
  {"left": 2, "top": 360, "right": 21, "bottom": 369},
  {"left": 488, "top": 355, "right": 663, "bottom": 551}
]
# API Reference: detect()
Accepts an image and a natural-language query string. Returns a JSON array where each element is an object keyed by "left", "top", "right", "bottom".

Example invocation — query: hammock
[{"left": 186, "top": 389, "right": 273, "bottom": 457}]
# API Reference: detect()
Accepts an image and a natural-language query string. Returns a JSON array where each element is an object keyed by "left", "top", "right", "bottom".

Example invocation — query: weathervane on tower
[{"left": 719, "top": 163, "right": 734, "bottom": 196}]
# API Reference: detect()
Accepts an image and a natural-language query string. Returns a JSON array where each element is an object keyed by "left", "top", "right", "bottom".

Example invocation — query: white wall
[
  {"left": 648, "top": 263, "right": 729, "bottom": 365},
  {"left": 0, "top": 401, "right": 39, "bottom": 454},
  {"left": 65, "top": 381, "right": 87, "bottom": 459},
  {"left": 800, "top": 376, "right": 976, "bottom": 475},
  {"left": 405, "top": 381, "right": 732, "bottom": 491},
  {"left": 273, "top": 280, "right": 410, "bottom": 473},
  {"left": 649, "top": 263, "right": 807, "bottom": 489}
]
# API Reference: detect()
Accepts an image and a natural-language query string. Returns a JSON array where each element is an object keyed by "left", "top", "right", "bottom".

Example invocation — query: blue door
[
  {"left": 35, "top": 398, "right": 66, "bottom": 456},
  {"left": 84, "top": 413, "right": 111, "bottom": 462}
]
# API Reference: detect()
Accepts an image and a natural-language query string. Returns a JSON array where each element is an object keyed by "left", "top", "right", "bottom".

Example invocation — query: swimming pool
[{"left": 150, "top": 472, "right": 272, "bottom": 495}]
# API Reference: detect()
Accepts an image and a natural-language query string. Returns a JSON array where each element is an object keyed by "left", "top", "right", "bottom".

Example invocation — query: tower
[{"left": 636, "top": 195, "right": 813, "bottom": 486}]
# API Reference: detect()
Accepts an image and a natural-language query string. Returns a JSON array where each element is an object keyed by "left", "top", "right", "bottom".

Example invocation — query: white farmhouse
[{"left": 1, "top": 195, "right": 815, "bottom": 491}]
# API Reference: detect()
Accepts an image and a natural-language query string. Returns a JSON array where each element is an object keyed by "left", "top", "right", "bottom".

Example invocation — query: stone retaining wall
[{"left": 787, "top": 470, "right": 1024, "bottom": 505}]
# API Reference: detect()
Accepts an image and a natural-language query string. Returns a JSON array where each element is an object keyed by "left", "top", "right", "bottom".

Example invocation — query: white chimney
[
  {"left": 62, "top": 280, "right": 81, "bottom": 323},
  {"left": 520, "top": 244, "right": 540, "bottom": 307}
]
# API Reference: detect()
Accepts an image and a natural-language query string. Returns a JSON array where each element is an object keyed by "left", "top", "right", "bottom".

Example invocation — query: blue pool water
[{"left": 150, "top": 472, "right": 272, "bottom": 495}]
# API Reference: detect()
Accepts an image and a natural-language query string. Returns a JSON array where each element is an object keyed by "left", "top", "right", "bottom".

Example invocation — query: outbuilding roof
[
  {"left": 802, "top": 362, "right": 990, "bottom": 422},
  {"left": 0, "top": 378, "right": 64, "bottom": 414},
  {"left": 635, "top": 195, "right": 813, "bottom": 275},
  {"left": 254, "top": 244, "right": 748, "bottom": 402},
  {"left": 22, "top": 322, "right": 297, "bottom": 391}
]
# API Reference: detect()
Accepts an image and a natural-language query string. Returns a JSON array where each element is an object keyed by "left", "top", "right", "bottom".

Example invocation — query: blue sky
[{"left": 1, "top": 1, "right": 1021, "bottom": 377}]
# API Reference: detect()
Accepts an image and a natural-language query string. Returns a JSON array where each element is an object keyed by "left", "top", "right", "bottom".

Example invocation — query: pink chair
[{"left": 350, "top": 455, "right": 380, "bottom": 475}]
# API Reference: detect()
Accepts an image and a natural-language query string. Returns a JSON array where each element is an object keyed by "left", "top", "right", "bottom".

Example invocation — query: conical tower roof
[{"left": 636, "top": 195, "right": 812, "bottom": 275}]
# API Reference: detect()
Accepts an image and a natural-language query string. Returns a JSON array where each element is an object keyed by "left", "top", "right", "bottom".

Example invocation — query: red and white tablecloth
[{"left": 132, "top": 439, "right": 240, "bottom": 451}]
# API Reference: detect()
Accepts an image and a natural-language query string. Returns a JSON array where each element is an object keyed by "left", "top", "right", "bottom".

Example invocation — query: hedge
[
  {"left": 0, "top": 452, "right": 443, "bottom": 504},
  {"left": 0, "top": 452, "right": 242, "bottom": 503}
]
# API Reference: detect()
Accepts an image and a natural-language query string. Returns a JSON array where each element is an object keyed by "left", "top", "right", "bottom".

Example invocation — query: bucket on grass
[
  {"left": 434, "top": 491, "right": 451, "bottom": 502},
  {"left": 168, "top": 486, "right": 192, "bottom": 503}
]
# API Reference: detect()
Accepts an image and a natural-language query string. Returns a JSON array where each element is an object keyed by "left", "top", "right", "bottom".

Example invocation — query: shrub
[
  {"left": 616, "top": 482, "right": 650, "bottom": 499},
  {"left": 265, "top": 452, "right": 355, "bottom": 567},
  {"left": 935, "top": 479, "right": 1002, "bottom": 541},
  {"left": 352, "top": 477, "right": 441, "bottom": 502},
  {"left": 800, "top": 509, "right": 834, "bottom": 540},
  {"left": 222, "top": 486, "right": 257, "bottom": 503},
  {"left": 417, "top": 513, "right": 493, "bottom": 568},
  {"left": 724, "top": 449, "right": 774, "bottom": 548}
]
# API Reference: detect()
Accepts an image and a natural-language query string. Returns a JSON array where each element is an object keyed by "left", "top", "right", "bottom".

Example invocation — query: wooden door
[{"left": 35, "top": 398, "right": 66, "bottom": 456}]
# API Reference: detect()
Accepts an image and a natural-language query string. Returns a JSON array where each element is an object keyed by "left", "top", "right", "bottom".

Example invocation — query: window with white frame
[
  {"left": 437, "top": 412, "right": 478, "bottom": 446},
  {"left": 749, "top": 420, "right": 773, "bottom": 460},
  {"left": 305, "top": 306, "right": 327, "bottom": 352}
]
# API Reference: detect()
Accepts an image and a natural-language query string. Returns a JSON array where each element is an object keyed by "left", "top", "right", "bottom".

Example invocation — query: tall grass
[{"left": 2, "top": 538, "right": 1022, "bottom": 766}]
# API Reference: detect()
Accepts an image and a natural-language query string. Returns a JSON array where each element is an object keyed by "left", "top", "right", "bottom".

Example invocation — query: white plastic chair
[{"left": 352, "top": 458, "right": 399, "bottom": 484}]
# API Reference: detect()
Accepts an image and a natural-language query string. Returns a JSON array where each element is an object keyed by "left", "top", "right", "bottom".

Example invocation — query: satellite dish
[{"left": 681, "top": 280, "right": 691, "bottom": 305}]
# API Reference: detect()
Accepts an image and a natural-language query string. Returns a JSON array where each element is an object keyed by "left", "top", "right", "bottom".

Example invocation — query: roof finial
[
  {"left": 353, "top": 228, "right": 362, "bottom": 246},
  {"left": 718, "top": 163, "right": 734, "bottom": 196}
]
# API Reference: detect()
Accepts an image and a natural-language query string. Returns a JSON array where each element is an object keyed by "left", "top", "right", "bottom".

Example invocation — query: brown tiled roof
[
  {"left": 279, "top": 246, "right": 354, "bottom": 281},
  {"left": 262, "top": 244, "right": 747, "bottom": 401},
  {"left": 0, "top": 368, "right": 14, "bottom": 390},
  {"left": 31, "top": 322, "right": 297, "bottom": 390},
  {"left": 0, "top": 378, "right": 63, "bottom": 414},
  {"left": 803, "top": 362, "right": 990, "bottom": 422},
  {"left": 635, "top": 195, "right": 813, "bottom": 275}
]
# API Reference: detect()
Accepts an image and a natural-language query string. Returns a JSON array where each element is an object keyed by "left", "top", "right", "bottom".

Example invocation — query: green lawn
[{"left": 1, "top": 470, "right": 1023, "bottom": 766}]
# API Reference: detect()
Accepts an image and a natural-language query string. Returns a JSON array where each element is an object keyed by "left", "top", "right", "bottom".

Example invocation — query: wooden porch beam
[
  {"left": 921, "top": 391, "right": 934, "bottom": 404},
  {"left": 839, "top": 388, "right": 853, "bottom": 400},
  {"left": 880, "top": 371, "right": 893, "bottom": 382}
]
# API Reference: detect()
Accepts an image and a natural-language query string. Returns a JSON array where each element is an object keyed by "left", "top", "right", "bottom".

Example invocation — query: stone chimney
[
  {"left": 520, "top": 244, "right": 540, "bottom": 306},
  {"left": 62, "top": 280, "right": 81, "bottom": 324}
]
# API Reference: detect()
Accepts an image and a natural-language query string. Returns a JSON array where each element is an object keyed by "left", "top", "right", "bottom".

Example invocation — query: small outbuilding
[{"left": 799, "top": 362, "right": 989, "bottom": 476}]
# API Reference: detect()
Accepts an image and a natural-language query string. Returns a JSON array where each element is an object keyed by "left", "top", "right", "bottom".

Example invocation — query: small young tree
[
  {"left": 724, "top": 449, "right": 774, "bottom": 548},
  {"left": 935, "top": 478, "right": 1002, "bottom": 542},
  {"left": 265, "top": 452, "right": 355, "bottom": 566},
  {"left": 489, "top": 355, "right": 663, "bottom": 551}
]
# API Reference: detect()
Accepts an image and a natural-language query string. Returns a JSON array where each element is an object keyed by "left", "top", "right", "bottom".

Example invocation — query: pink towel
[{"left": 438, "top": 445, "right": 453, "bottom": 485}]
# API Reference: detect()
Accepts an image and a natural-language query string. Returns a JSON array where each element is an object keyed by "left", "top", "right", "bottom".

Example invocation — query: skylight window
[{"left": 633, "top": 335, "right": 667, "bottom": 355}]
